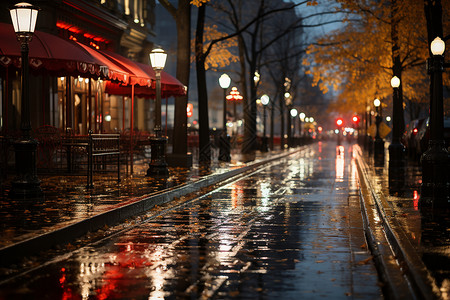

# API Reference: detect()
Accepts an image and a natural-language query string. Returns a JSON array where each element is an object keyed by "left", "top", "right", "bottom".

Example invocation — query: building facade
[{"left": 1, "top": 0, "right": 157, "bottom": 136}]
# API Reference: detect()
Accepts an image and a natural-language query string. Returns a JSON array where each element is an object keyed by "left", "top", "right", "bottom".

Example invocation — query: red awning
[
  {"left": 105, "top": 62, "right": 186, "bottom": 98},
  {"left": 76, "top": 42, "right": 130, "bottom": 84},
  {"left": 137, "top": 62, "right": 186, "bottom": 97},
  {"left": 0, "top": 23, "right": 106, "bottom": 78},
  {"left": 98, "top": 50, "right": 151, "bottom": 87}
]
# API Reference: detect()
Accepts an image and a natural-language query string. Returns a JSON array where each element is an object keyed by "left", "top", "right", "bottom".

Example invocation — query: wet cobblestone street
[{"left": 0, "top": 142, "right": 383, "bottom": 299}]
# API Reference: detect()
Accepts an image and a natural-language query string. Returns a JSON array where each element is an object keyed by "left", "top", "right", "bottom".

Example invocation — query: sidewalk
[
  {"left": 0, "top": 141, "right": 448, "bottom": 299},
  {"left": 0, "top": 147, "right": 299, "bottom": 267},
  {"left": 354, "top": 144, "right": 448, "bottom": 299}
]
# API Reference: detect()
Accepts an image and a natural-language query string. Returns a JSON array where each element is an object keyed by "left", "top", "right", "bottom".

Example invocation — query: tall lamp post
[
  {"left": 373, "top": 98, "right": 384, "bottom": 165},
  {"left": 147, "top": 48, "right": 169, "bottom": 176},
  {"left": 290, "top": 108, "right": 298, "bottom": 146},
  {"left": 260, "top": 94, "right": 270, "bottom": 152},
  {"left": 421, "top": 37, "right": 450, "bottom": 207},
  {"left": 388, "top": 75, "right": 406, "bottom": 191},
  {"left": 285, "top": 92, "right": 292, "bottom": 148},
  {"left": 9, "top": 2, "right": 43, "bottom": 199},
  {"left": 226, "top": 87, "right": 243, "bottom": 140},
  {"left": 299, "top": 112, "right": 305, "bottom": 142},
  {"left": 364, "top": 104, "right": 370, "bottom": 151},
  {"left": 218, "top": 73, "right": 231, "bottom": 162}
]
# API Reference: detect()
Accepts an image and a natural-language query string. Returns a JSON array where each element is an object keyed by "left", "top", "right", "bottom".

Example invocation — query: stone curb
[
  {"left": 354, "top": 145, "right": 441, "bottom": 300},
  {"left": 0, "top": 148, "right": 302, "bottom": 266}
]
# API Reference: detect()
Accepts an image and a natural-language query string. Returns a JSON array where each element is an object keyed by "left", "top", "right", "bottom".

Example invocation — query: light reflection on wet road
[{"left": 0, "top": 141, "right": 382, "bottom": 299}]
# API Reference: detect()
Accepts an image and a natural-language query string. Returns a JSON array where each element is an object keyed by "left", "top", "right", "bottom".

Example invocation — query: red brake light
[{"left": 413, "top": 128, "right": 418, "bottom": 135}]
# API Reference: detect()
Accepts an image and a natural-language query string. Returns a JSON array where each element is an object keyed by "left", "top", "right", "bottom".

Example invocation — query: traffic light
[
  {"left": 352, "top": 115, "right": 360, "bottom": 125},
  {"left": 336, "top": 118, "right": 343, "bottom": 127}
]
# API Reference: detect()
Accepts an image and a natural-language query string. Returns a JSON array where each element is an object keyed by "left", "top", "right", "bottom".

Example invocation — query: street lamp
[
  {"left": 218, "top": 73, "right": 231, "bottom": 161},
  {"left": 421, "top": 36, "right": 450, "bottom": 207},
  {"left": 298, "top": 112, "right": 305, "bottom": 143},
  {"left": 260, "top": 94, "right": 270, "bottom": 152},
  {"left": 253, "top": 71, "right": 260, "bottom": 86},
  {"left": 8, "top": 2, "right": 43, "bottom": 199},
  {"left": 284, "top": 92, "right": 293, "bottom": 148},
  {"left": 388, "top": 75, "right": 406, "bottom": 192},
  {"left": 365, "top": 104, "right": 373, "bottom": 153},
  {"left": 290, "top": 108, "right": 298, "bottom": 147},
  {"left": 373, "top": 98, "right": 384, "bottom": 165},
  {"left": 226, "top": 87, "right": 243, "bottom": 140},
  {"left": 290, "top": 108, "right": 298, "bottom": 118},
  {"left": 147, "top": 47, "right": 169, "bottom": 176}
]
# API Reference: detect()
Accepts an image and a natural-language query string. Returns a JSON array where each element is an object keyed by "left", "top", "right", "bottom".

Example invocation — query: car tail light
[{"left": 413, "top": 128, "right": 418, "bottom": 135}]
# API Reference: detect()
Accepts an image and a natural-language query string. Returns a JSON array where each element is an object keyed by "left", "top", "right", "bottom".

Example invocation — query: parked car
[
  {"left": 414, "top": 116, "right": 450, "bottom": 160},
  {"left": 402, "top": 118, "right": 425, "bottom": 158}
]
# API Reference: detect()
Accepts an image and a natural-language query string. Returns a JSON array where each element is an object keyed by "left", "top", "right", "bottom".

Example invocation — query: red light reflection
[{"left": 413, "top": 190, "right": 419, "bottom": 210}]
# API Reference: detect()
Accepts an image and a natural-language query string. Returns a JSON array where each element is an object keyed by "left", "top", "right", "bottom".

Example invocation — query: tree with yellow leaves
[
  {"left": 304, "top": 0, "right": 449, "bottom": 122},
  {"left": 191, "top": 24, "right": 238, "bottom": 71}
]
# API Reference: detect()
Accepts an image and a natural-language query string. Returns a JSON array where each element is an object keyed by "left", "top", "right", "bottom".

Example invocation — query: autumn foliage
[
  {"left": 303, "top": 0, "right": 449, "bottom": 117},
  {"left": 191, "top": 24, "right": 238, "bottom": 71}
]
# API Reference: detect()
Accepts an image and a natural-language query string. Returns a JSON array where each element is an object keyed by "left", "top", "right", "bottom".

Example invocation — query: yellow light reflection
[
  {"left": 231, "top": 183, "right": 244, "bottom": 209},
  {"left": 349, "top": 157, "right": 358, "bottom": 191},
  {"left": 335, "top": 146, "right": 345, "bottom": 182},
  {"left": 258, "top": 181, "right": 271, "bottom": 212}
]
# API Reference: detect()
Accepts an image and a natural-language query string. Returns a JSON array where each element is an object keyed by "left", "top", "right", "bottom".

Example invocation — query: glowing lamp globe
[
  {"left": 390, "top": 76, "right": 400, "bottom": 88},
  {"left": 149, "top": 48, "right": 167, "bottom": 71},
  {"left": 430, "top": 37, "right": 445, "bottom": 56}
]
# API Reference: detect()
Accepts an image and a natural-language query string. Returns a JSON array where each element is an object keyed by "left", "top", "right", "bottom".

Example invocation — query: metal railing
[{"left": 87, "top": 131, "right": 121, "bottom": 188}]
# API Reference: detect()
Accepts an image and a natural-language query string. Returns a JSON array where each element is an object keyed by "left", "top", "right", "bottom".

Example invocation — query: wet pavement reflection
[
  {"left": 361, "top": 150, "right": 450, "bottom": 295},
  {"left": 0, "top": 152, "right": 243, "bottom": 249},
  {"left": 0, "top": 142, "right": 382, "bottom": 299}
]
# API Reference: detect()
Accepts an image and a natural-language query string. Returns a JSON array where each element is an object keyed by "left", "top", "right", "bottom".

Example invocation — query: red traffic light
[
  {"left": 336, "top": 118, "right": 343, "bottom": 126},
  {"left": 352, "top": 115, "right": 360, "bottom": 124}
]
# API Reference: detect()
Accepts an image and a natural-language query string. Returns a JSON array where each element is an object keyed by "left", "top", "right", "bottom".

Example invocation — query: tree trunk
[
  {"left": 424, "top": 0, "right": 443, "bottom": 141},
  {"left": 391, "top": 0, "right": 405, "bottom": 140},
  {"left": 242, "top": 61, "right": 258, "bottom": 154},
  {"left": 172, "top": 0, "right": 191, "bottom": 156},
  {"left": 196, "top": 4, "right": 211, "bottom": 162}
]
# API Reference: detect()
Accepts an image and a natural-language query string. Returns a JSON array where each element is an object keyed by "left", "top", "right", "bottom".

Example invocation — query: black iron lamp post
[
  {"left": 260, "top": 94, "right": 270, "bottom": 152},
  {"left": 364, "top": 104, "right": 370, "bottom": 151},
  {"left": 298, "top": 112, "right": 306, "bottom": 145},
  {"left": 147, "top": 48, "right": 169, "bottom": 177},
  {"left": 299, "top": 112, "right": 305, "bottom": 142},
  {"left": 388, "top": 75, "right": 406, "bottom": 192},
  {"left": 226, "top": 87, "right": 243, "bottom": 141},
  {"left": 290, "top": 108, "right": 298, "bottom": 147},
  {"left": 420, "top": 36, "right": 450, "bottom": 207},
  {"left": 218, "top": 73, "right": 231, "bottom": 162},
  {"left": 284, "top": 92, "right": 292, "bottom": 148},
  {"left": 9, "top": 2, "right": 43, "bottom": 199},
  {"left": 373, "top": 98, "right": 384, "bottom": 165}
]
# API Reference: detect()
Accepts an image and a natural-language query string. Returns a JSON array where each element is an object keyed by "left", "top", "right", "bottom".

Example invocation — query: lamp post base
[
  {"left": 374, "top": 137, "right": 384, "bottom": 166},
  {"left": 166, "top": 153, "right": 193, "bottom": 168},
  {"left": 147, "top": 137, "right": 169, "bottom": 177},
  {"left": 420, "top": 140, "right": 450, "bottom": 208},
  {"left": 9, "top": 138, "right": 43, "bottom": 199},
  {"left": 261, "top": 136, "right": 268, "bottom": 153},
  {"left": 388, "top": 142, "right": 406, "bottom": 194},
  {"left": 219, "top": 133, "right": 231, "bottom": 162}
]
